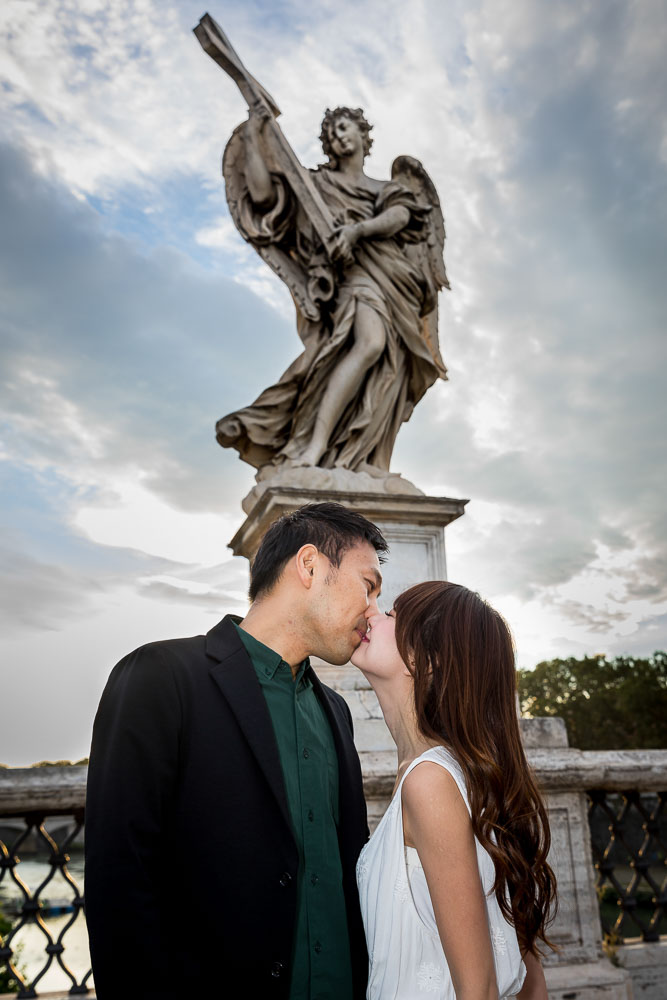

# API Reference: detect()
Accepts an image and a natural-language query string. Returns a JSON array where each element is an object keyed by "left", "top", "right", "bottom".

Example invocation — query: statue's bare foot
[{"left": 216, "top": 416, "right": 242, "bottom": 446}]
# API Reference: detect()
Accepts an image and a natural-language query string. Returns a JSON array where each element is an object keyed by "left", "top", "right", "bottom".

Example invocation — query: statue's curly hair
[{"left": 319, "top": 106, "right": 374, "bottom": 164}]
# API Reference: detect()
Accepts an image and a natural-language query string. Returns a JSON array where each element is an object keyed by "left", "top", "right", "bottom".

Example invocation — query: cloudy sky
[{"left": 1, "top": 0, "right": 666, "bottom": 765}]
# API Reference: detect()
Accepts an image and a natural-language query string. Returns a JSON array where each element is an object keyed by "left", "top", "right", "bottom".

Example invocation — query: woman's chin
[{"left": 350, "top": 645, "right": 367, "bottom": 669}]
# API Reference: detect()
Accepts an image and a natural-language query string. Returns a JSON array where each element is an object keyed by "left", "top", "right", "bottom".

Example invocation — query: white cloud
[
  {"left": 195, "top": 215, "right": 244, "bottom": 252},
  {"left": 3, "top": 368, "right": 110, "bottom": 466},
  {"left": 0, "top": 0, "right": 219, "bottom": 194},
  {"left": 74, "top": 478, "right": 237, "bottom": 566}
]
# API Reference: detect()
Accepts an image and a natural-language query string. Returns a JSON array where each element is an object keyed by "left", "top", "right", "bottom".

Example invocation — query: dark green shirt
[{"left": 234, "top": 624, "right": 354, "bottom": 1000}]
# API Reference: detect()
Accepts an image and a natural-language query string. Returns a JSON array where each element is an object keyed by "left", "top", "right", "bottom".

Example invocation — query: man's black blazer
[{"left": 85, "top": 614, "right": 369, "bottom": 999}]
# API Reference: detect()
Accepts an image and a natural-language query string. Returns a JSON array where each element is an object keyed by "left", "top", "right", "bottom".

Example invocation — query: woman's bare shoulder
[
  {"left": 401, "top": 758, "right": 472, "bottom": 850},
  {"left": 402, "top": 758, "right": 462, "bottom": 804}
]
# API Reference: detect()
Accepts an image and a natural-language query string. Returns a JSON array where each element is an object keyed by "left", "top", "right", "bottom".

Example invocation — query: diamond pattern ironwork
[
  {"left": 2, "top": 789, "right": 665, "bottom": 994},
  {"left": 587, "top": 789, "right": 667, "bottom": 943},
  {"left": 0, "top": 810, "right": 92, "bottom": 997}
]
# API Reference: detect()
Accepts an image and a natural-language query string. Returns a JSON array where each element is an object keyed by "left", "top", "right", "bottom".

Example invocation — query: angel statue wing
[
  {"left": 392, "top": 155, "right": 450, "bottom": 379},
  {"left": 223, "top": 123, "right": 335, "bottom": 326}
]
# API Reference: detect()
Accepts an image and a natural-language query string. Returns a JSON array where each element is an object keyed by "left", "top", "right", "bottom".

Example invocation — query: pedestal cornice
[{"left": 229, "top": 486, "right": 469, "bottom": 560}]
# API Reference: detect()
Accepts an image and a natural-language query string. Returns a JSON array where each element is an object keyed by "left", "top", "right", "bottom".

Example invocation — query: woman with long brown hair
[{"left": 351, "top": 581, "right": 556, "bottom": 999}]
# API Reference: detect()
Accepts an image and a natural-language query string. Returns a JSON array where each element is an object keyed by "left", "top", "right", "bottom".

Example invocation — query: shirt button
[
  {"left": 308, "top": 809, "right": 314, "bottom": 822},
  {"left": 302, "top": 747, "right": 310, "bottom": 759},
  {"left": 310, "top": 873, "right": 319, "bottom": 886},
  {"left": 314, "top": 941, "right": 322, "bottom": 954},
  {"left": 279, "top": 872, "right": 292, "bottom": 887},
  {"left": 271, "top": 961, "right": 284, "bottom": 977}
]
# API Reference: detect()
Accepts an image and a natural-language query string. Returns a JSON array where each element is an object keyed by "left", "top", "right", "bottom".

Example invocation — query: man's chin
[{"left": 319, "top": 638, "right": 359, "bottom": 666}]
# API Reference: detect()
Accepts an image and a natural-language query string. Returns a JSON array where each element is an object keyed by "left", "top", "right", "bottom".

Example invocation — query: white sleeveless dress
[{"left": 357, "top": 746, "right": 526, "bottom": 999}]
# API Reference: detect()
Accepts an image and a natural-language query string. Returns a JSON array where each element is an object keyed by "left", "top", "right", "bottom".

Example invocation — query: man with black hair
[{"left": 85, "top": 502, "right": 387, "bottom": 1000}]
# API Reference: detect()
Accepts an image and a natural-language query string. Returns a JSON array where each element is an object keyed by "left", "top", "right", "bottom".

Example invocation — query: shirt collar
[{"left": 233, "top": 621, "right": 310, "bottom": 683}]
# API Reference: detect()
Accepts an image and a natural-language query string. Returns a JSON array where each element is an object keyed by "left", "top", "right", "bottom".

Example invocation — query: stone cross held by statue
[{"left": 194, "top": 13, "right": 337, "bottom": 256}]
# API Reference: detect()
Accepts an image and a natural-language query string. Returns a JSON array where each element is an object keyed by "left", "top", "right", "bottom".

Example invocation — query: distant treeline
[
  {"left": 0, "top": 758, "right": 89, "bottom": 769},
  {"left": 518, "top": 651, "right": 667, "bottom": 751}
]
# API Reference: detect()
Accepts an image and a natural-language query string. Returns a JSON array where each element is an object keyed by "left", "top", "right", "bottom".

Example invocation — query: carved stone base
[
  {"left": 229, "top": 483, "right": 468, "bottom": 593},
  {"left": 243, "top": 463, "right": 426, "bottom": 514}
]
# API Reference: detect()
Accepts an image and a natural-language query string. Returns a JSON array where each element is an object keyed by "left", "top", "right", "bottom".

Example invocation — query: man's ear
[{"left": 295, "top": 543, "right": 319, "bottom": 589}]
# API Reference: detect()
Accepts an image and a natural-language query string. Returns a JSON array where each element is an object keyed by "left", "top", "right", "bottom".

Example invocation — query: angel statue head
[{"left": 319, "top": 106, "right": 374, "bottom": 167}]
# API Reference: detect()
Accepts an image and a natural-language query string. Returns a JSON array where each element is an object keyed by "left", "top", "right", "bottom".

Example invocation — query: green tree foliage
[{"left": 518, "top": 651, "right": 667, "bottom": 750}]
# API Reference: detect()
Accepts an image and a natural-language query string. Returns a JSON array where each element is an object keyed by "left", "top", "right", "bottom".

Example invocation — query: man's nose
[{"left": 366, "top": 594, "right": 380, "bottom": 617}]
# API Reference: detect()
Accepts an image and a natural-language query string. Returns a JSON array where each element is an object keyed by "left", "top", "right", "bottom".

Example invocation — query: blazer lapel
[{"left": 206, "top": 616, "right": 293, "bottom": 837}]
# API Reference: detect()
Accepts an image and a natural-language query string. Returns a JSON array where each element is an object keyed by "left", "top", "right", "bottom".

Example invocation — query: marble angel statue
[{"left": 195, "top": 15, "right": 450, "bottom": 489}]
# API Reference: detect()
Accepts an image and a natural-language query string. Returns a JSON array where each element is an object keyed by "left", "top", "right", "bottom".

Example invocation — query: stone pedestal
[
  {"left": 229, "top": 487, "right": 467, "bottom": 607},
  {"left": 230, "top": 482, "right": 467, "bottom": 759}
]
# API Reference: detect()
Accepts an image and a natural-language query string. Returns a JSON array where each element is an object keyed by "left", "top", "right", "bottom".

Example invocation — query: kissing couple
[{"left": 86, "top": 502, "right": 556, "bottom": 999}]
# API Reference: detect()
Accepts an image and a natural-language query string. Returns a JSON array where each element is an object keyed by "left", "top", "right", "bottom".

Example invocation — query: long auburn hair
[{"left": 394, "top": 581, "right": 557, "bottom": 955}]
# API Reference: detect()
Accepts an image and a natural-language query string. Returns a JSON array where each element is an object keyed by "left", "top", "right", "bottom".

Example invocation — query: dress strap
[{"left": 398, "top": 746, "right": 472, "bottom": 818}]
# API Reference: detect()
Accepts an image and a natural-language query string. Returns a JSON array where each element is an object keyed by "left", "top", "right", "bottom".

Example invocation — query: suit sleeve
[{"left": 84, "top": 644, "right": 182, "bottom": 999}]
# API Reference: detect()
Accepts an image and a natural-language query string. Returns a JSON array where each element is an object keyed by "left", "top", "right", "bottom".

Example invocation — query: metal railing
[
  {"left": 587, "top": 789, "right": 667, "bottom": 943},
  {"left": 0, "top": 768, "right": 90, "bottom": 998},
  {"left": 0, "top": 814, "right": 90, "bottom": 997},
  {"left": 522, "top": 747, "right": 667, "bottom": 951}
]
